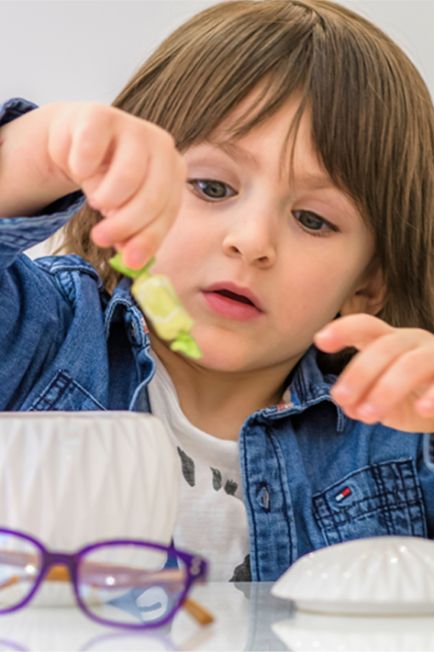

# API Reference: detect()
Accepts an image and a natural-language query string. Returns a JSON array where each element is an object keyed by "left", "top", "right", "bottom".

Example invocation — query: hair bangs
[{"left": 113, "top": 1, "right": 318, "bottom": 148}]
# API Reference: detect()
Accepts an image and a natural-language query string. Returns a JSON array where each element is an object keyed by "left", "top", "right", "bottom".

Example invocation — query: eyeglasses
[{"left": 0, "top": 527, "right": 213, "bottom": 629}]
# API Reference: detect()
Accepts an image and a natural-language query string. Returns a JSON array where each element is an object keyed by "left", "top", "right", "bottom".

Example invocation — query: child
[{"left": 0, "top": 0, "right": 433, "bottom": 582}]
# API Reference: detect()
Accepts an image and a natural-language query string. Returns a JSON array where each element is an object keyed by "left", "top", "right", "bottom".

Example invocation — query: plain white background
[
  {"left": 2, "top": 1, "right": 433, "bottom": 103},
  {"left": 1, "top": 0, "right": 433, "bottom": 256}
]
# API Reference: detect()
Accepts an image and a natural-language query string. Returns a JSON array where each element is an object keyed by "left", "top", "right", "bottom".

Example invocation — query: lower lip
[{"left": 202, "top": 291, "right": 263, "bottom": 321}]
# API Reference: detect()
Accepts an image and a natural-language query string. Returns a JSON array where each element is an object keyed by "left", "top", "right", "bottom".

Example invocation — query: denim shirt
[{"left": 1, "top": 98, "right": 433, "bottom": 581}]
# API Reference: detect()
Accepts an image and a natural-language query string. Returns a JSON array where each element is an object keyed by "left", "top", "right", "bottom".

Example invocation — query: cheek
[
  {"left": 153, "top": 217, "right": 199, "bottom": 273},
  {"left": 272, "top": 262, "right": 360, "bottom": 330}
]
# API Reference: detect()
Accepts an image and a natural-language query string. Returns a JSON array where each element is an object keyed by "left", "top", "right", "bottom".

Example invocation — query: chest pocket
[
  {"left": 29, "top": 370, "right": 106, "bottom": 412},
  {"left": 312, "top": 459, "right": 427, "bottom": 545}
]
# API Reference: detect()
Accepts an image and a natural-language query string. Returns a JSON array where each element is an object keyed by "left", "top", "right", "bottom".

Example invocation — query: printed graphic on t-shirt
[{"left": 176, "top": 446, "right": 251, "bottom": 581}]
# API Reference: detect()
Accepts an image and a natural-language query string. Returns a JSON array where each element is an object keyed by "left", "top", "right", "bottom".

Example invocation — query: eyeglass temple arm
[{"left": 0, "top": 553, "right": 214, "bottom": 626}]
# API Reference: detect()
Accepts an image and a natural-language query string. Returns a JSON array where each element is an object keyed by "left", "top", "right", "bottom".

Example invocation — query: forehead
[{"left": 205, "top": 91, "right": 331, "bottom": 187}]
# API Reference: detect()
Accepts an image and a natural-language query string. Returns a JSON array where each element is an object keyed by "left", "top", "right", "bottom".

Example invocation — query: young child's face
[{"left": 152, "top": 91, "right": 377, "bottom": 375}]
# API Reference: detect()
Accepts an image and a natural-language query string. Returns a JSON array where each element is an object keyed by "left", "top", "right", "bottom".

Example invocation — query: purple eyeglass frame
[{"left": 0, "top": 527, "right": 208, "bottom": 630}]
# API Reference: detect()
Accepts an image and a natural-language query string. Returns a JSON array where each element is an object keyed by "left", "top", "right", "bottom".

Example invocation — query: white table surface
[{"left": 0, "top": 581, "right": 433, "bottom": 651}]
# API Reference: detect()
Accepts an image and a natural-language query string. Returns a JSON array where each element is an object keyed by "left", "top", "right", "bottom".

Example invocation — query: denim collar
[
  {"left": 104, "top": 277, "right": 139, "bottom": 339},
  {"left": 262, "top": 345, "right": 347, "bottom": 432}
]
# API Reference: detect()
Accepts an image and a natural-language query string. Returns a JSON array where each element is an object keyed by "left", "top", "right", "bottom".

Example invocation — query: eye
[
  {"left": 188, "top": 179, "right": 236, "bottom": 202},
  {"left": 292, "top": 210, "right": 338, "bottom": 235}
]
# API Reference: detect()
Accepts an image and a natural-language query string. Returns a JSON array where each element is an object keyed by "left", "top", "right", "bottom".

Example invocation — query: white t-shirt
[{"left": 147, "top": 353, "right": 251, "bottom": 581}]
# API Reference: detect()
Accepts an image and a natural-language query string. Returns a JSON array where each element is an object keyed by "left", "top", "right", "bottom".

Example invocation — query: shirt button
[{"left": 257, "top": 483, "right": 271, "bottom": 512}]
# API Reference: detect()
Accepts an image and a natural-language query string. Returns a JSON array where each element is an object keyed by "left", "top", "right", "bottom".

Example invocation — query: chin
[
  {"left": 192, "top": 334, "right": 253, "bottom": 372},
  {"left": 195, "top": 354, "right": 251, "bottom": 373}
]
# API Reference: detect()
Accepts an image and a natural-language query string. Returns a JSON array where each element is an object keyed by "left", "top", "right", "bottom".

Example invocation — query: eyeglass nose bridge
[{"left": 40, "top": 550, "right": 78, "bottom": 584}]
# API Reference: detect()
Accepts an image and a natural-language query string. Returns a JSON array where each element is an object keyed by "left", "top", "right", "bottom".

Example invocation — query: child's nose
[{"left": 222, "top": 216, "right": 277, "bottom": 268}]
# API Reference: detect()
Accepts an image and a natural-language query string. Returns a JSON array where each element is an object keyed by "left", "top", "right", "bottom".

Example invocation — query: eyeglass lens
[
  {"left": 0, "top": 532, "right": 42, "bottom": 610},
  {"left": 77, "top": 543, "right": 188, "bottom": 626}
]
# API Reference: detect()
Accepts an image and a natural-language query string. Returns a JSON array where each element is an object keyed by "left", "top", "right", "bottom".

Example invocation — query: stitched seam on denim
[
  {"left": 314, "top": 480, "right": 423, "bottom": 526},
  {"left": 320, "top": 491, "right": 417, "bottom": 511},
  {"left": 317, "top": 501, "right": 424, "bottom": 530},
  {"left": 312, "top": 458, "right": 423, "bottom": 538},
  {"left": 0, "top": 215, "right": 69, "bottom": 234},
  {"left": 264, "top": 395, "right": 339, "bottom": 426},
  {"left": 30, "top": 370, "right": 106, "bottom": 411},
  {"left": 1, "top": 234, "right": 49, "bottom": 248},
  {"left": 396, "top": 460, "right": 426, "bottom": 537},
  {"left": 315, "top": 492, "right": 421, "bottom": 518},
  {"left": 268, "top": 427, "right": 293, "bottom": 565},
  {"left": 55, "top": 271, "right": 76, "bottom": 304},
  {"left": 266, "top": 394, "right": 330, "bottom": 414},
  {"left": 293, "top": 364, "right": 308, "bottom": 403},
  {"left": 35, "top": 254, "right": 85, "bottom": 269},
  {"left": 396, "top": 460, "right": 415, "bottom": 535},
  {"left": 335, "top": 407, "right": 346, "bottom": 433},
  {"left": 66, "top": 377, "right": 106, "bottom": 410},
  {"left": 311, "top": 458, "right": 414, "bottom": 498},
  {"left": 312, "top": 496, "right": 341, "bottom": 541},
  {"left": 29, "top": 370, "right": 72, "bottom": 410},
  {"left": 129, "top": 309, "right": 148, "bottom": 348},
  {"left": 372, "top": 463, "right": 393, "bottom": 535},
  {"left": 413, "top": 459, "right": 427, "bottom": 536}
]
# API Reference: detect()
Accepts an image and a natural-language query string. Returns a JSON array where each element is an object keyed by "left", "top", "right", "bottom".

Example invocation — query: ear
[{"left": 339, "top": 262, "right": 386, "bottom": 317}]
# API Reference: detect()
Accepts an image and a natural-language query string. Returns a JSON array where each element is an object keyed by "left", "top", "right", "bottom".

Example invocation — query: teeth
[{"left": 216, "top": 290, "right": 254, "bottom": 306}]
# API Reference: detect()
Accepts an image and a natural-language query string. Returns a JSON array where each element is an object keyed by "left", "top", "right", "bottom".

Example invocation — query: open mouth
[
  {"left": 213, "top": 289, "right": 256, "bottom": 307},
  {"left": 202, "top": 284, "right": 263, "bottom": 321}
]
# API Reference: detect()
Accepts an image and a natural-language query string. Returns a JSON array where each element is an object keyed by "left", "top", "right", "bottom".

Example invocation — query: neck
[{"left": 150, "top": 334, "right": 302, "bottom": 440}]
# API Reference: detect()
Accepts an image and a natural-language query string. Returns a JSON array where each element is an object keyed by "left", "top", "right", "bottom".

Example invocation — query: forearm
[{"left": 0, "top": 102, "right": 78, "bottom": 217}]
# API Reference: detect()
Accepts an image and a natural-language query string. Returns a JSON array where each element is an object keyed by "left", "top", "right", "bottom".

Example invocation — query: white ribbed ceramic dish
[
  {"left": 0, "top": 411, "right": 181, "bottom": 605},
  {"left": 272, "top": 536, "right": 434, "bottom": 616}
]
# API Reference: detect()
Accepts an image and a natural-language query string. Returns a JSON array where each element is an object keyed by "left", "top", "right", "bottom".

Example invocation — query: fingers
[
  {"left": 49, "top": 103, "right": 113, "bottom": 184},
  {"left": 330, "top": 331, "right": 415, "bottom": 404},
  {"left": 90, "top": 141, "right": 185, "bottom": 268},
  {"left": 313, "top": 314, "right": 434, "bottom": 427},
  {"left": 83, "top": 133, "right": 150, "bottom": 212},
  {"left": 87, "top": 127, "right": 176, "bottom": 214},
  {"left": 48, "top": 102, "right": 186, "bottom": 268},
  {"left": 90, "top": 132, "right": 180, "bottom": 240},
  {"left": 119, "top": 162, "right": 185, "bottom": 268},
  {"left": 416, "top": 383, "right": 434, "bottom": 415},
  {"left": 314, "top": 313, "right": 394, "bottom": 352},
  {"left": 67, "top": 106, "right": 114, "bottom": 183},
  {"left": 331, "top": 333, "right": 434, "bottom": 423}
]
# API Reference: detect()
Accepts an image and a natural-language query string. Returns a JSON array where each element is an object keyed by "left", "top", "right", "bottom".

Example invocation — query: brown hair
[{"left": 60, "top": 0, "right": 434, "bottom": 330}]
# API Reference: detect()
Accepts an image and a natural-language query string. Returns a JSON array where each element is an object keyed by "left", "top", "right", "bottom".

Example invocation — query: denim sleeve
[
  {"left": 0, "top": 99, "right": 85, "bottom": 409},
  {"left": 0, "top": 98, "right": 85, "bottom": 270}
]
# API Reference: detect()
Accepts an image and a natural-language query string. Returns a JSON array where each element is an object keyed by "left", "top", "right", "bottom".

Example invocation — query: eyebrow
[
  {"left": 204, "top": 138, "right": 335, "bottom": 191},
  {"left": 205, "top": 138, "right": 259, "bottom": 168}
]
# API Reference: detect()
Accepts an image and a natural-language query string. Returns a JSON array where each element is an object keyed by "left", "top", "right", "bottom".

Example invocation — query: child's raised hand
[
  {"left": 313, "top": 314, "right": 434, "bottom": 432},
  {"left": 48, "top": 102, "right": 187, "bottom": 268}
]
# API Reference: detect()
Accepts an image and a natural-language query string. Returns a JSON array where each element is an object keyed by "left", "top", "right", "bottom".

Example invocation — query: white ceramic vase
[
  {"left": 0, "top": 411, "right": 181, "bottom": 549},
  {"left": 0, "top": 411, "right": 182, "bottom": 607}
]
